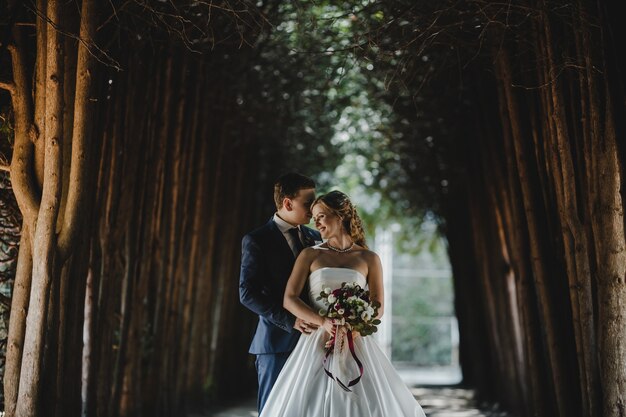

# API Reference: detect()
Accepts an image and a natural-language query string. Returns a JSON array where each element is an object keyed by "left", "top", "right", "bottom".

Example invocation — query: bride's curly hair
[{"left": 312, "top": 190, "right": 368, "bottom": 249}]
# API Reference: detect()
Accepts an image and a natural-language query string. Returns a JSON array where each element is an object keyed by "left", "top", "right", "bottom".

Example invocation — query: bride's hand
[
  {"left": 294, "top": 318, "right": 319, "bottom": 334},
  {"left": 321, "top": 318, "right": 336, "bottom": 336}
]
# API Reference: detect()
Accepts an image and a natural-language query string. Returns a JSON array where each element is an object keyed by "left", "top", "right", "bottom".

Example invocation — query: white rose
[
  {"left": 337, "top": 308, "right": 345, "bottom": 315},
  {"left": 367, "top": 306, "right": 375, "bottom": 316},
  {"left": 361, "top": 311, "right": 371, "bottom": 321},
  {"left": 324, "top": 287, "right": 332, "bottom": 295},
  {"left": 327, "top": 295, "right": 336, "bottom": 304}
]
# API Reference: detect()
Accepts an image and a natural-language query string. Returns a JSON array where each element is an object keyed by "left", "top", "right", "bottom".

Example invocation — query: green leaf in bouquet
[{"left": 372, "top": 319, "right": 381, "bottom": 325}]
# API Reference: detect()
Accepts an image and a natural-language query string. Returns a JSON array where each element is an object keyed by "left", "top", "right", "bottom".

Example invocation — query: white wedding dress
[{"left": 259, "top": 267, "right": 426, "bottom": 417}]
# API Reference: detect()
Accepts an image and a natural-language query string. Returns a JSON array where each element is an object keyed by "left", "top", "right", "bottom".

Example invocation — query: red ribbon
[{"left": 323, "top": 329, "right": 364, "bottom": 392}]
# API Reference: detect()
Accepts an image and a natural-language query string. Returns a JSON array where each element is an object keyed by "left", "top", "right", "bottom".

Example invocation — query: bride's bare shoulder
[
  {"left": 299, "top": 246, "right": 323, "bottom": 260},
  {"left": 353, "top": 245, "right": 375, "bottom": 255},
  {"left": 355, "top": 247, "right": 381, "bottom": 267},
  {"left": 353, "top": 246, "right": 379, "bottom": 261}
]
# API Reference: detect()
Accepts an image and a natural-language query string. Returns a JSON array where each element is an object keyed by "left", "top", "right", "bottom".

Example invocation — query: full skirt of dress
[{"left": 259, "top": 326, "right": 426, "bottom": 417}]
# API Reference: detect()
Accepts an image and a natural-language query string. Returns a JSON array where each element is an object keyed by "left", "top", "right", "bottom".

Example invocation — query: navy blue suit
[{"left": 239, "top": 219, "right": 320, "bottom": 413}]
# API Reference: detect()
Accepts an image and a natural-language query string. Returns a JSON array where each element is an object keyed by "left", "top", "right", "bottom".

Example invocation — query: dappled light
[{"left": 412, "top": 387, "right": 510, "bottom": 417}]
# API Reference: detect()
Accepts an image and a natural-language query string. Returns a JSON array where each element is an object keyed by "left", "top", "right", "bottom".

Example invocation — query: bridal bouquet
[
  {"left": 317, "top": 281, "right": 381, "bottom": 337},
  {"left": 316, "top": 282, "right": 381, "bottom": 392}
]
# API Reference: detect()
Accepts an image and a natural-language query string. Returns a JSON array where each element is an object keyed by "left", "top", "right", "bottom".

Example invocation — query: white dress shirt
[{"left": 273, "top": 213, "right": 303, "bottom": 257}]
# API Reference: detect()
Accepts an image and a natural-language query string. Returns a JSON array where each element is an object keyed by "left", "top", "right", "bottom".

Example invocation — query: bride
[{"left": 259, "top": 190, "right": 426, "bottom": 417}]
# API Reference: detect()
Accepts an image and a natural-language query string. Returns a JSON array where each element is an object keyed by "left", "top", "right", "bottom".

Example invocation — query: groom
[{"left": 239, "top": 172, "right": 322, "bottom": 413}]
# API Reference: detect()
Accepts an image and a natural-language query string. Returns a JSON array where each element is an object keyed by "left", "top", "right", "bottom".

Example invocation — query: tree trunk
[
  {"left": 81, "top": 252, "right": 96, "bottom": 417},
  {"left": 4, "top": 228, "right": 32, "bottom": 417},
  {"left": 592, "top": 94, "right": 626, "bottom": 417},
  {"left": 57, "top": 0, "right": 98, "bottom": 260},
  {"left": 494, "top": 48, "right": 569, "bottom": 416},
  {"left": 15, "top": 0, "right": 64, "bottom": 414}
]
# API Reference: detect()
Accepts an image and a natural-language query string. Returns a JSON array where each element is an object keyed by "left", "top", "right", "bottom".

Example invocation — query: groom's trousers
[{"left": 255, "top": 352, "right": 291, "bottom": 413}]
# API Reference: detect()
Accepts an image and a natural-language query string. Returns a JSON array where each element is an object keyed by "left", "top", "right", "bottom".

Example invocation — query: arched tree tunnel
[{"left": 0, "top": 1, "right": 625, "bottom": 417}]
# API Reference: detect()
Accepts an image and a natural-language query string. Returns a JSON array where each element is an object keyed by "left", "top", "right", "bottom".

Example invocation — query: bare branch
[
  {"left": 0, "top": 81, "right": 16, "bottom": 93},
  {"left": 27, "top": 3, "right": 123, "bottom": 71}
]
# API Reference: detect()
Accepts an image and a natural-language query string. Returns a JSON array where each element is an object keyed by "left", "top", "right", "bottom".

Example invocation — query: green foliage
[
  {"left": 391, "top": 238, "right": 456, "bottom": 365},
  {"left": 258, "top": 0, "right": 475, "bottom": 250},
  {"left": 393, "top": 275, "right": 454, "bottom": 317},
  {"left": 392, "top": 319, "right": 454, "bottom": 365}
]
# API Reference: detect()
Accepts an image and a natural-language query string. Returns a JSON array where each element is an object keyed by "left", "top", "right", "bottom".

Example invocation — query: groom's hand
[{"left": 294, "top": 318, "right": 319, "bottom": 334}]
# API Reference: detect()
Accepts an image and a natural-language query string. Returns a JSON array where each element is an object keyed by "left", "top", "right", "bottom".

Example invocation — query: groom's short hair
[{"left": 274, "top": 173, "right": 316, "bottom": 210}]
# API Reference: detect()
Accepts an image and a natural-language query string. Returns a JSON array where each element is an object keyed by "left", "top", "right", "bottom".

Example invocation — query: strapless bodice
[{"left": 308, "top": 267, "right": 367, "bottom": 310}]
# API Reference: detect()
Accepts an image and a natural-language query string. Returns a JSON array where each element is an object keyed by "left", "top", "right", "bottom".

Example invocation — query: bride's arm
[
  {"left": 366, "top": 252, "right": 385, "bottom": 319},
  {"left": 284, "top": 249, "right": 333, "bottom": 333}
]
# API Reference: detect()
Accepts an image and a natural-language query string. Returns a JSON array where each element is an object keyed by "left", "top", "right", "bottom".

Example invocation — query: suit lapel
[{"left": 268, "top": 219, "right": 297, "bottom": 260}]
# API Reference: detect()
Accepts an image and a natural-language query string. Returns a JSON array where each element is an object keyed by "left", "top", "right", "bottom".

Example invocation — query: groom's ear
[{"left": 283, "top": 197, "right": 293, "bottom": 211}]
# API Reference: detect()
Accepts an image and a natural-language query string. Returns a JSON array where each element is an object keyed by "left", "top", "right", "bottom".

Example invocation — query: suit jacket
[{"left": 239, "top": 218, "right": 321, "bottom": 354}]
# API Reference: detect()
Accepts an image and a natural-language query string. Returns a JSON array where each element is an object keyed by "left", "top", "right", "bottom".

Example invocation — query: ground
[{"left": 195, "top": 385, "right": 513, "bottom": 417}]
